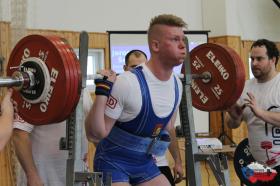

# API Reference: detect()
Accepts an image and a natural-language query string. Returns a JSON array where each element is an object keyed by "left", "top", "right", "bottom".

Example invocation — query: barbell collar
[
  {"left": 12, "top": 71, "right": 35, "bottom": 90},
  {"left": 0, "top": 71, "right": 35, "bottom": 90},
  {"left": 191, "top": 72, "right": 211, "bottom": 82}
]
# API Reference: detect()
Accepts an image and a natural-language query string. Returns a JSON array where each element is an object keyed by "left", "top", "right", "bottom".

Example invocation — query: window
[{"left": 75, "top": 49, "right": 105, "bottom": 91}]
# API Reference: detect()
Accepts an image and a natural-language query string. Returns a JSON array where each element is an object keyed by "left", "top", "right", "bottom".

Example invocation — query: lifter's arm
[
  {"left": 166, "top": 110, "right": 183, "bottom": 183},
  {"left": 85, "top": 96, "right": 116, "bottom": 142},
  {"left": 85, "top": 70, "right": 117, "bottom": 142}
]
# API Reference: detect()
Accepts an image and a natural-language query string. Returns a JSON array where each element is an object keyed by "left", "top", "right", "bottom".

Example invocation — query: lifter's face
[
  {"left": 250, "top": 46, "right": 275, "bottom": 82},
  {"left": 151, "top": 25, "right": 186, "bottom": 67},
  {"left": 124, "top": 54, "right": 147, "bottom": 71}
]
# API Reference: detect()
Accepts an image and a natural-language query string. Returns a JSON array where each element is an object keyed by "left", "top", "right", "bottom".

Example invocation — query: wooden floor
[{"left": 176, "top": 160, "right": 241, "bottom": 186}]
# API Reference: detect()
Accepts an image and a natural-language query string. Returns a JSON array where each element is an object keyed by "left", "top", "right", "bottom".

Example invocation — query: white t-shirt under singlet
[
  {"left": 105, "top": 63, "right": 183, "bottom": 167},
  {"left": 105, "top": 63, "right": 183, "bottom": 122}
]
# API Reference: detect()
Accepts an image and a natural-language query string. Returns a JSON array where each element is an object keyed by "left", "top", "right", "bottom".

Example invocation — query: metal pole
[
  {"left": 65, "top": 31, "right": 89, "bottom": 186},
  {"left": 180, "top": 37, "right": 202, "bottom": 186},
  {"left": 64, "top": 31, "right": 108, "bottom": 186}
]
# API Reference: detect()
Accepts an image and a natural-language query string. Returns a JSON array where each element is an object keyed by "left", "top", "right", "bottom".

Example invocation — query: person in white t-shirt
[
  {"left": 13, "top": 88, "right": 93, "bottom": 186},
  {"left": 124, "top": 49, "right": 183, "bottom": 186},
  {"left": 227, "top": 39, "right": 280, "bottom": 185}
]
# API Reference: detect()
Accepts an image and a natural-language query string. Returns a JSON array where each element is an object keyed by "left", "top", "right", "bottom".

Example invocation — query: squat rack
[
  {"left": 60, "top": 31, "right": 111, "bottom": 186},
  {"left": 180, "top": 38, "right": 231, "bottom": 186}
]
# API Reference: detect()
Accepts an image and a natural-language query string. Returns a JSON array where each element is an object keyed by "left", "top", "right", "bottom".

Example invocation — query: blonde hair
[
  {"left": 148, "top": 14, "right": 187, "bottom": 30},
  {"left": 148, "top": 14, "right": 187, "bottom": 43}
]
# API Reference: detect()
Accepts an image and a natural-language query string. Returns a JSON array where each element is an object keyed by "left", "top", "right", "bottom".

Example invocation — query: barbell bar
[
  {"left": 0, "top": 34, "right": 245, "bottom": 125},
  {"left": 0, "top": 73, "right": 29, "bottom": 88}
]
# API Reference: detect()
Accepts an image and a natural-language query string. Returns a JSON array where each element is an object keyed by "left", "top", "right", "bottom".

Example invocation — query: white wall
[
  {"left": 202, "top": 0, "right": 280, "bottom": 41},
  {"left": 24, "top": 0, "right": 203, "bottom": 32},
  {"left": 237, "top": 0, "right": 279, "bottom": 41},
  {"left": 1, "top": 0, "right": 279, "bottom": 40},
  {"left": 201, "top": 0, "right": 227, "bottom": 37},
  {"left": 0, "top": 0, "right": 11, "bottom": 21}
]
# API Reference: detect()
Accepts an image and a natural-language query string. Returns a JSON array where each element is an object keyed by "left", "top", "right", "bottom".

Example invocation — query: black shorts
[{"left": 159, "top": 166, "right": 175, "bottom": 186}]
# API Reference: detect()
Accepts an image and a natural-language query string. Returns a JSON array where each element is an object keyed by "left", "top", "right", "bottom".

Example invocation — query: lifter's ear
[{"left": 151, "top": 40, "right": 160, "bottom": 52}]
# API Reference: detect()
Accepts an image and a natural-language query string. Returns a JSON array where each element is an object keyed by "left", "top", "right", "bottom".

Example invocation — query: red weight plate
[
  {"left": 182, "top": 43, "right": 245, "bottom": 111},
  {"left": 45, "top": 36, "right": 75, "bottom": 122},
  {"left": 56, "top": 39, "right": 77, "bottom": 121},
  {"left": 57, "top": 37, "right": 82, "bottom": 108},
  {"left": 48, "top": 36, "right": 81, "bottom": 121},
  {"left": 46, "top": 37, "right": 75, "bottom": 123},
  {"left": 50, "top": 37, "right": 79, "bottom": 121},
  {"left": 220, "top": 46, "right": 245, "bottom": 109},
  {"left": 64, "top": 42, "right": 82, "bottom": 108},
  {"left": 66, "top": 45, "right": 82, "bottom": 110},
  {"left": 7, "top": 35, "right": 70, "bottom": 125}
]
